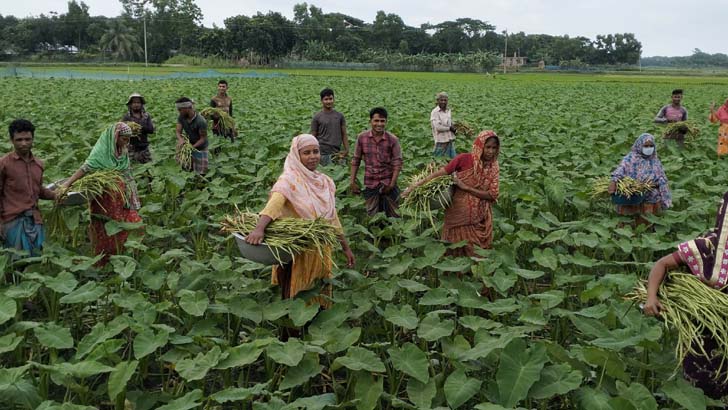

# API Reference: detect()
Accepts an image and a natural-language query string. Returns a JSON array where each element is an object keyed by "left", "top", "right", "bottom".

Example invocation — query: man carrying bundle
[
  {"left": 0, "top": 119, "right": 57, "bottom": 255},
  {"left": 655, "top": 89, "right": 688, "bottom": 145},
  {"left": 311, "top": 88, "right": 348, "bottom": 166},
  {"left": 175, "top": 97, "right": 209, "bottom": 175},
  {"left": 121, "top": 93, "right": 155, "bottom": 164},
  {"left": 430, "top": 91, "right": 457, "bottom": 158},
  {"left": 350, "top": 107, "right": 403, "bottom": 218},
  {"left": 210, "top": 79, "right": 236, "bottom": 142}
]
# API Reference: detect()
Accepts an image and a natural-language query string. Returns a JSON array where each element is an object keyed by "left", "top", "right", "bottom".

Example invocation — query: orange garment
[
  {"left": 710, "top": 107, "right": 728, "bottom": 156},
  {"left": 260, "top": 192, "right": 342, "bottom": 307}
]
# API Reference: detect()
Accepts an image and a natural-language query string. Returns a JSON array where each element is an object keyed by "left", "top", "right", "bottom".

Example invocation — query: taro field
[{"left": 1, "top": 70, "right": 728, "bottom": 410}]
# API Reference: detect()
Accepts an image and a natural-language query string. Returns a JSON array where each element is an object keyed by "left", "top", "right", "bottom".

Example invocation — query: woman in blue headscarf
[{"left": 608, "top": 133, "right": 672, "bottom": 224}]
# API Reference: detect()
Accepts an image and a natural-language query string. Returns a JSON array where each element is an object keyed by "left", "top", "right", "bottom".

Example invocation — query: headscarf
[
  {"left": 472, "top": 130, "right": 500, "bottom": 176},
  {"left": 677, "top": 191, "right": 728, "bottom": 289},
  {"left": 453, "top": 130, "right": 500, "bottom": 225},
  {"left": 713, "top": 102, "right": 728, "bottom": 124},
  {"left": 611, "top": 133, "right": 672, "bottom": 208},
  {"left": 270, "top": 134, "right": 337, "bottom": 220},
  {"left": 84, "top": 123, "right": 131, "bottom": 171}
]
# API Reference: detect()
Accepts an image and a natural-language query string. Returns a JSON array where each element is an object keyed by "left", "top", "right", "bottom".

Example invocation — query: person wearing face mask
[
  {"left": 608, "top": 133, "right": 672, "bottom": 224},
  {"left": 246, "top": 134, "right": 355, "bottom": 310},
  {"left": 709, "top": 98, "right": 728, "bottom": 156},
  {"left": 62, "top": 123, "right": 143, "bottom": 266}
]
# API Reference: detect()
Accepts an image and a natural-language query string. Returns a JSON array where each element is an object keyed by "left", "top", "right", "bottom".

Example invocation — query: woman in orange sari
[
  {"left": 710, "top": 99, "right": 728, "bottom": 156},
  {"left": 246, "top": 134, "right": 355, "bottom": 307},
  {"left": 405, "top": 130, "right": 500, "bottom": 257}
]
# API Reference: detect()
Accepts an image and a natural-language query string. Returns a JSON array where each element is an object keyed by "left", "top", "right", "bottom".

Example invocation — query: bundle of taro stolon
[
  {"left": 176, "top": 138, "right": 195, "bottom": 170},
  {"left": 663, "top": 120, "right": 700, "bottom": 141},
  {"left": 626, "top": 273, "right": 728, "bottom": 381},
  {"left": 200, "top": 107, "right": 236, "bottom": 137},
  {"left": 453, "top": 121, "right": 475, "bottom": 137},
  {"left": 589, "top": 176, "right": 655, "bottom": 199},
  {"left": 220, "top": 209, "right": 340, "bottom": 265},
  {"left": 124, "top": 121, "right": 142, "bottom": 138},
  {"left": 401, "top": 163, "right": 454, "bottom": 228}
]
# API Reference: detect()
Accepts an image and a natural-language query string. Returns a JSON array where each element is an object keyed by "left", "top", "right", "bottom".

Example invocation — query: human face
[
  {"left": 437, "top": 96, "right": 448, "bottom": 110},
  {"left": 299, "top": 144, "right": 320, "bottom": 171},
  {"left": 129, "top": 98, "right": 143, "bottom": 112},
  {"left": 116, "top": 131, "right": 130, "bottom": 150},
  {"left": 322, "top": 95, "right": 334, "bottom": 110},
  {"left": 672, "top": 93, "right": 682, "bottom": 105},
  {"left": 177, "top": 107, "right": 193, "bottom": 119},
  {"left": 481, "top": 137, "right": 499, "bottom": 162},
  {"left": 370, "top": 114, "right": 387, "bottom": 135},
  {"left": 217, "top": 83, "right": 228, "bottom": 95},
  {"left": 642, "top": 139, "right": 655, "bottom": 148},
  {"left": 11, "top": 131, "right": 33, "bottom": 156}
]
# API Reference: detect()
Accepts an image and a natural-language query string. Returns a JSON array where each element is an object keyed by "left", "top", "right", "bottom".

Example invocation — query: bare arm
[
  {"left": 644, "top": 253, "right": 682, "bottom": 316},
  {"left": 62, "top": 168, "right": 87, "bottom": 190},
  {"left": 176, "top": 123, "right": 184, "bottom": 145},
  {"left": 453, "top": 172, "right": 496, "bottom": 201},
  {"left": 339, "top": 234, "right": 355, "bottom": 267},
  {"left": 245, "top": 215, "right": 273, "bottom": 245},
  {"left": 192, "top": 129, "right": 207, "bottom": 150},
  {"left": 341, "top": 124, "right": 349, "bottom": 154},
  {"left": 654, "top": 106, "right": 668, "bottom": 124}
]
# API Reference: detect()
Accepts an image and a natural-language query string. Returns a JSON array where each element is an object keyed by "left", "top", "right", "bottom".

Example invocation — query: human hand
[
  {"left": 452, "top": 172, "right": 468, "bottom": 190},
  {"left": 608, "top": 181, "right": 617, "bottom": 194},
  {"left": 245, "top": 229, "right": 265, "bottom": 245},
  {"left": 350, "top": 181, "right": 361, "bottom": 195},
  {"left": 643, "top": 296, "right": 664, "bottom": 317},
  {"left": 344, "top": 248, "right": 355, "bottom": 267},
  {"left": 401, "top": 187, "right": 412, "bottom": 199},
  {"left": 711, "top": 101, "right": 716, "bottom": 111},
  {"left": 450, "top": 125, "right": 457, "bottom": 134}
]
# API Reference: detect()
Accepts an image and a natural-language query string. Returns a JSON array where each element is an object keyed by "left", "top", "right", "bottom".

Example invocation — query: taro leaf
[
  {"left": 35, "top": 401, "right": 96, "bottom": 410},
  {"left": 319, "top": 326, "right": 362, "bottom": 354},
  {"left": 156, "top": 389, "right": 203, "bottom": 410},
  {"left": 432, "top": 257, "right": 472, "bottom": 272},
  {"left": 510, "top": 267, "right": 545, "bottom": 280},
  {"left": 133, "top": 329, "right": 169, "bottom": 359},
  {"left": 496, "top": 339, "right": 548, "bottom": 408},
  {"left": 283, "top": 393, "right": 336, "bottom": 410},
  {"left": 43, "top": 271, "right": 78, "bottom": 294},
  {"left": 175, "top": 346, "right": 222, "bottom": 381},
  {"left": 578, "top": 346, "right": 629, "bottom": 382},
  {"left": 387, "top": 343, "right": 429, "bottom": 383},
  {"left": 267, "top": 339, "right": 305, "bottom": 367},
  {"left": 59, "top": 282, "right": 106, "bottom": 304},
  {"left": 568, "top": 315, "right": 610, "bottom": 338},
  {"left": 532, "top": 248, "right": 558, "bottom": 270},
  {"left": 575, "top": 387, "right": 614, "bottom": 410},
  {"left": 289, "top": 299, "right": 320, "bottom": 327},
  {"left": 518, "top": 307, "right": 547, "bottom": 326},
  {"left": 475, "top": 404, "right": 522, "bottom": 410},
  {"left": 34, "top": 323, "right": 74, "bottom": 350},
  {"left": 481, "top": 298, "right": 520, "bottom": 315},
  {"left": 76, "top": 316, "right": 129, "bottom": 360},
  {"left": 354, "top": 372, "right": 383, "bottom": 410},
  {"left": 105, "top": 220, "right": 144, "bottom": 236},
  {"left": 0, "top": 294, "right": 17, "bottom": 325},
  {"left": 211, "top": 383, "right": 269, "bottom": 403},
  {"left": 264, "top": 299, "right": 291, "bottom": 321},
  {"left": 383, "top": 304, "right": 419, "bottom": 330},
  {"left": 109, "top": 255, "right": 137, "bottom": 280},
  {"left": 459, "top": 316, "right": 502, "bottom": 332},
  {"left": 486, "top": 269, "right": 517, "bottom": 294},
  {"left": 177, "top": 290, "right": 209, "bottom": 317},
  {"left": 444, "top": 369, "right": 482, "bottom": 409},
  {"left": 407, "top": 377, "right": 437, "bottom": 409},
  {"left": 397, "top": 279, "right": 430, "bottom": 293},
  {"left": 659, "top": 378, "right": 707, "bottom": 410},
  {"left": 0, "top": 333, "right": 23, "bottom": 354},
  {"left": 216, "top": 343, "right": 264, "bottom": 369},
  {"left": 528, "top": 364, "right": 582, "bottom": 400},
  {"left": 417, "top": 314, "right": 455, "bottom": 341},
  {"left": 527, "top": 290, "right": 565, "bottom": 309},
  {"left": 459, "top": 334, "right": 516, "bottom": 361},
  {"left": 228, "top": 297, "right": 264, "bottom": 323},
  {"left": 574, "top": 304, "right": 610, "bottom": 319},
  {"left": 333, "top": 346, "right": 385, "bottom": 373},
  {"left": 107, "top": 360, "right": 138, "bottom": 400},
  {"left": 615, "top": 381, "right": 657, "bottom": 410},
  {"left": 44, "top": 361, "right": 115, "bottom": 378},
  {"left": 372, "top": 281, "right": 397, "bottom": 301},
  {"left": 419, "top": 287, "right": 456, "bottom": 306},
  {"left": 4, "top": 281, "right": 41, "bottom": 299},
  {"left": 279, "top": 354, "right": 322, "bottom": 391},
  {"left": 386, "top": 255, "right": 413, "bottom": 276},
  {"left": 309, "top": 303, "right": 350, "bottom": 330}
]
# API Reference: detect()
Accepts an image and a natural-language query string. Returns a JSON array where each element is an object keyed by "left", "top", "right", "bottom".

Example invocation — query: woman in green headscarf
[{"left": 63, "top": 122, "right": 142, "bottom": 264}]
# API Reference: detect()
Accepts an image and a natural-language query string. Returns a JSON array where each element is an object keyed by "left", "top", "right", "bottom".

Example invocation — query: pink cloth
[
  {"left": 711, "top": 104, "right": 728, "bottom": 124},
  {"left": 270, "top": 134, "right": 337, "bottom": 220}
]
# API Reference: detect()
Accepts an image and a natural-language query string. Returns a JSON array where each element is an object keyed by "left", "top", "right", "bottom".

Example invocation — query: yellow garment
[
  {"left": 260, "top": 192, "right": 341, "bottom": 307},
  {"left": 717, "top": 124, "right": 728, "bottom": 157}
]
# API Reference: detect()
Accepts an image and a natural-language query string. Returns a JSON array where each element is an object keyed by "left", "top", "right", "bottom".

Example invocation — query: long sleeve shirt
[
  {"left": 0, "top": 152, "right": 55, "bottom": 223},
  {"left": 430, "top": 107, "right": 455, "bottom": 143}
]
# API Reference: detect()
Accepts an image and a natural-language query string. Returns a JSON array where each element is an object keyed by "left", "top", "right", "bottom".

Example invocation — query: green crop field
[{"left": 0, "top": 70, "right": 727, "bottom": 409}]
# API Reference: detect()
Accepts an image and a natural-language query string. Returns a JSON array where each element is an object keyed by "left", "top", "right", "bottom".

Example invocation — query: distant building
[{"left": 500, "top": 53, "right": 527, "bottom": 71}]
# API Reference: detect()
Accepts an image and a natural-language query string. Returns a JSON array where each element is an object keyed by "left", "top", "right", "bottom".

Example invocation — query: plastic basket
[
  {"left": 611, "top": 193, "right": 645, "bottom": 206},
  {"left": 233, "top": 232, "right": 293, "bottom": 266}
]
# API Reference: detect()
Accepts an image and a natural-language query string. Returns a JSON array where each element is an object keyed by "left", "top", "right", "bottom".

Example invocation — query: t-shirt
[
  {"left": 178, "top": 113, "right": 208, "bottom": 150},
  {"left": 310, "top": 110, "right": 346, "bottom": 155}
]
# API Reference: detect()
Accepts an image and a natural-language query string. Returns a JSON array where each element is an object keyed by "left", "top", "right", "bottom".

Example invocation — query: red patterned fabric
[{"left": 89, "top": 180, "right": 143, "bottom": 266}]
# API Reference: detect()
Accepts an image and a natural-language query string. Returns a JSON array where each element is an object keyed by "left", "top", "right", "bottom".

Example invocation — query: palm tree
[{"left": 100, "top": 19, "right": 142, "bottom": 61}]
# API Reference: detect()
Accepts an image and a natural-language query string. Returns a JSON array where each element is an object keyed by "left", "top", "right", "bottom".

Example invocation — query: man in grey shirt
[{"left": 310, "top": 88, "right": 348, "bottom": 166}]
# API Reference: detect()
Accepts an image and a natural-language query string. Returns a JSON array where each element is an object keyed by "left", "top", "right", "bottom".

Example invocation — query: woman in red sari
[
  {"left": 63, "top": 122, "right": 142, "bottom": 265},
  {"left": 405, "top": 130, "right": 500, "bottom": 257}
]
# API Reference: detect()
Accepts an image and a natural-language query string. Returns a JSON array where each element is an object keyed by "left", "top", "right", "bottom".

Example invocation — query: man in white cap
[
  {"left": 430, "top": 91, "right": 457, "bottom": 158},
  {"left": 121, "top": 93, "right": 155, "bottom": 163}
]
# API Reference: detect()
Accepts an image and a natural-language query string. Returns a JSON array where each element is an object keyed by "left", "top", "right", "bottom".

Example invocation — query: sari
[
  {"left": 673, "top": 191, "right": 728, "bottom": 398},
  {"left": 710, "top": 103, "right": 728, "bottom": 157},
  {"left": 442, "top": 130, "right": 500, "bottom": 257}
]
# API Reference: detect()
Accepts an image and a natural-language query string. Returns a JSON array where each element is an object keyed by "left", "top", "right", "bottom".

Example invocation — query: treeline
[
  {"left": 0, "top": 0, "right": 642, "bottom": 70},
  {"left": 641, "top": 49, "right": 728, "bottom": 69}
]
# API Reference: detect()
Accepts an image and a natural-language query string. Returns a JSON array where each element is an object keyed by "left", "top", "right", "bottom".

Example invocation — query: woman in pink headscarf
[
  {"left": 246, "top": 134, "right": 355, "bottom": 307},
  {"left": 710, "top": 99, "right": 728, "bottom": 156}
]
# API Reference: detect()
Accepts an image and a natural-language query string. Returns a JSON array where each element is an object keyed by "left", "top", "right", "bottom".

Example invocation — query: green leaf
[
  {"left": 34, "top": 323, "right": 74, "bottom": 350},
  {"left": 529, "top": 364, "right": 582, "bottom": 400},
  {"left": 156, "top": 389, "right": 203, "bottom": 410},
  {"left": 109, "top": 255, "right": 137, "bottom": 280},
  {"left": 354, "top": 372, "right": 383, "bottom": 410},
  {"left": 575, "top": 387, "right": 614, "bottom": 410},
  {"left": 107, "top": 360, "right": 138, "bottom": 400},
  {"left": 0, "top": 294, "right": 17, "bottom": 325},
  {"left": 267, "top": 339, "right": 305, "bottom": 367},
  {"left": 175, "top": 346, "right": 222, "bottom": 381},
  {"left": 444, "top": 369, "right": 481, "bottom": 409},
  {"left": 388, "top": 343, "right": 429, "bottom": 383},
  {"left": 216, "top": 343, "right": 264, "bottom": 369},
  {"left": 35, "top": 401, "right": 96, "bottom": 410},
  {"left": 615, "top": 381, "right": 657, "bottom": 410},
  {"left": 419, "top": 287, "right": 456, "bottom": 306},
  {"left": 532, "top": 248, "right": 558, "bottom": 270},
  {"left": 333, "top": 347, "right": 385, "bottom": 373},
  {"left": 133, "top": 329, "right": 169, "bottom": 359},
  {"left": 211, "top": 383, "right": 269, "bottom": 403},
  {"left": 459, "top": 316, "right": 502, "bottom": 332},
  {"left": 659, "top": 378, "right": 707, "bottom": 410},
  {"left": 104, "top": 220, "right": 144, "bottom": 236},
  {"left": 59, "top": 282, "right": 106, "bottom": 304},
  {"left": 289, "top": 299, "right": 320, "bottom": 327},
  {"left": 496, "top": 339, "right": 548, "bottom": 408},
  {"left": 44, "top": 360, "right": 115, "bottom": 378},
  {"left": 279, "top": 354, "right": 322, "bottom": 390},
  {"left": 76, "top": 316, "right": 129, "bottom": 359},
  {"left": 417, "top": 313, "right": 455, "bottom": 341},
  {"left": 407, "top": 378, "right": 436, "bottom": 409},
  {"left": 382, "top": 304, "right": 419, "bottom": 330},
  {"left": 0, "top": 332, "right": 23, "bottom": 354},
  {"left": 43, "top": 271, "right": 78, "bottom": 294},
  {"left": 177, "top": 290, "right": 209, "bottom": 317},
  {"left": 397, "top": 279, "right": 430, "bottom": 292},
  {"left": 284, "top": 393, "right": 336, "bottom": 410}
]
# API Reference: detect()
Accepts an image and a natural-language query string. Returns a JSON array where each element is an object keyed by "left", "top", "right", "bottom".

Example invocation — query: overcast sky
[{"left": 5, "top": 0, "right": 727, "bottom": 57}]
